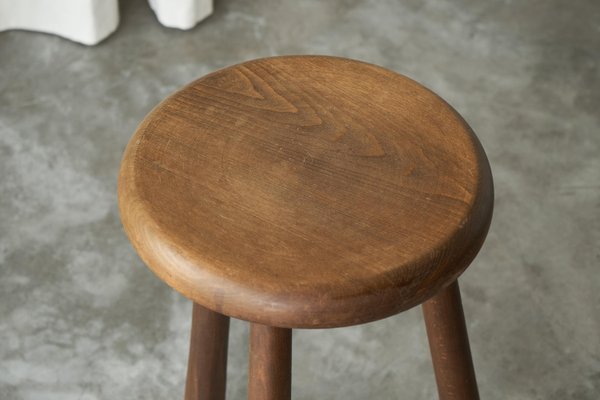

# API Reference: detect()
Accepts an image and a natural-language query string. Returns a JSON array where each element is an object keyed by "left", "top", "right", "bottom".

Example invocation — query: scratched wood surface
[{"left": 118, "top": 55, "right": 493, "bottom": 328}]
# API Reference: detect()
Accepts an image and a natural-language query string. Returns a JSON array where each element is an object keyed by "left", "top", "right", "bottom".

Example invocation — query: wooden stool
[{"left": 118, "top": 56, "right": 493, "bottom": 400}]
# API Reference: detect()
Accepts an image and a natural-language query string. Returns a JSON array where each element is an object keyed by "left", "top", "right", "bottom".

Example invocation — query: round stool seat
[{"left": 118, "top": 56, "right": 493, "bottom": 328}]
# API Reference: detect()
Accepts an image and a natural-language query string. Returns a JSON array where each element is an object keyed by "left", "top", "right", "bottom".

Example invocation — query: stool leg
[
  {"left": 248, "top": 323, "right": 292, "bottom": 400},
  {"left": 184, "top": 303, "right": 230, "bottom": 400},
  {"left": 422, "top": 281, "right": 480, "bottom": 400}
]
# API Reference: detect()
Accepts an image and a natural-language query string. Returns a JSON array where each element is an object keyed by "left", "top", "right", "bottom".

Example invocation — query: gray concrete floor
[{"left": 1, "top": 0, "right": 599, "bottom": 398}]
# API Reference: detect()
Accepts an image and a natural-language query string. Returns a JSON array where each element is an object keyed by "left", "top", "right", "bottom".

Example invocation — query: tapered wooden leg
[
  {"left": 184, "top": 303, "right": 230, "bottom": 400},
  {"left": 248, "top": 323, "right": 292, "bottom": 400},
  {"left": 422, "top": 281, "right": 480, "bottom": 400}
]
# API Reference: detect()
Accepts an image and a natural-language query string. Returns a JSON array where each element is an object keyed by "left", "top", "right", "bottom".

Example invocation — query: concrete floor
[{"left": 1, "top": 0, "right": 599, "bottom": 398}]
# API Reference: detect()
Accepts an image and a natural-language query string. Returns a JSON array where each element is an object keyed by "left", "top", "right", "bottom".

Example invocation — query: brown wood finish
[
  {"left": 118, "top": 55, "right": 494, "bottom": 328},
  {"left": 184, "top": 303, "right": 230, "bottom": 400},
  {"left": 248, "top": 324, "right": 292, "bottom": 400},
  {"left": 423, "top": 281, "right": 480, "bottom": 400}
]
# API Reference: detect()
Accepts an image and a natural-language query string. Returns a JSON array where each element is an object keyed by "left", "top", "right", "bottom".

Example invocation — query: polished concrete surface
[{"left": 1, "top": 0, "right": 599, "bottom": 398}]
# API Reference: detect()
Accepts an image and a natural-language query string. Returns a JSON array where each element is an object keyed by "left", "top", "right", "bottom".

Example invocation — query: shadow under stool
[{"left": 118, "top": 55, "right": 494, "bottom": 400}]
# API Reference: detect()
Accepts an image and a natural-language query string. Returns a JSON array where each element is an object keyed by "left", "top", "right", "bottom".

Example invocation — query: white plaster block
[
  {"left": 148, "top": 0, "right": 213, "bottom": 30},
  {"left": 0, "top": 0, "right": 119, "bottom": 46},
  {"left": 0, "top": 0, "right": 213, "bottom": 46}
]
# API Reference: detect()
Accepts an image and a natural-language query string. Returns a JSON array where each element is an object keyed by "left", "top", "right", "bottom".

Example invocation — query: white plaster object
[
  {"left": 0, "top": 0, "right": 120, "bottom": 46},
  {"left": 148, "top": 0, "right": 213, "bottom": 30},
  {"left": 0, "top": 0, "right": 212, "bottom": 46}
]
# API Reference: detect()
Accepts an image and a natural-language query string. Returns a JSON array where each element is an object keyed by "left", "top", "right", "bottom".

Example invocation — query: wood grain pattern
[
  {"left": 118, "top": 55, "right": 494, "bottom": 328},
  {"left": 423, "top": 281, "right": 480, "bottom": 400},
  {"left": 184, "top": 303, "right": 230, "bottom": 400},
  {"left": 248, "top": 324, "right": 292, "bottom": 400}
]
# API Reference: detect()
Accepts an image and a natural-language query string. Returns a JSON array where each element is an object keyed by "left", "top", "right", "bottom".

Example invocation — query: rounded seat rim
[{"left": 118, "top": 55, "right": 494, "bottom": 328}]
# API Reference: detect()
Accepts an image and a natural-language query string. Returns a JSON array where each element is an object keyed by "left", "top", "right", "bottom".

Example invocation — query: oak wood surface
[
  {"left": 423, "top": 281, "right": 480, "bottom": 400},
  {"left": 118, "top": 55, "right": 493, "bottom": 328},
  {"left": 248, "top": 324, "right": 292, "bottom": 400},
  {"left": 184, "top": 303, "right": 230, "bottom": 400}
]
